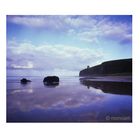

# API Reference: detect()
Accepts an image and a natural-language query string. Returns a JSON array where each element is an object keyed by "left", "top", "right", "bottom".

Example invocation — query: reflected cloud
[
  {"left": 7, "top": 76, "right": 132, "bottom": 122},
  {"left": 11, "top": 89, "right": 33, "bottom": 94},
  {"left": 7, "top": 85, "right": 106, "bottom": 112}
]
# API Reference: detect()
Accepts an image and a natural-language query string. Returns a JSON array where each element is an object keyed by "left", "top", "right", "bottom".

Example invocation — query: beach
[{"left": 7, "top": 76, "right": 132, "bottom": 122}]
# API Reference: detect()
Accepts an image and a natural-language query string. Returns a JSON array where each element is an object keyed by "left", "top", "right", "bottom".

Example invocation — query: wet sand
[
  {"left": 7, "top": 76, "right": 132, "bottom": 122},
  {"left": 79, "top": 75, "right": 132, "bottom": 82}
]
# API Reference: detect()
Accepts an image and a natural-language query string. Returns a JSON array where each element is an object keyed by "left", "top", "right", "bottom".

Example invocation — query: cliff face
[{"left": 79, "top": 58, "right": 132, "bottom": 76}]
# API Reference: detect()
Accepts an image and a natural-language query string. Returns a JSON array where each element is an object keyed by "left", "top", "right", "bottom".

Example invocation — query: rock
[
  {"left": 79, "top": 58, "right": 132, "bottom": 76},
  {"left": 43, "top": 76, "right": 59, "bottom": 85},
  {"left": 20, "top": 78, "right": 31, "bottom": 84}
]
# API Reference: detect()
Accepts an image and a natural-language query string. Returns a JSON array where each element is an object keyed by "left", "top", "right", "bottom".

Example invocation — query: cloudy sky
[{"left": 7, "top": 15, "right": 132, "bottom": 76}]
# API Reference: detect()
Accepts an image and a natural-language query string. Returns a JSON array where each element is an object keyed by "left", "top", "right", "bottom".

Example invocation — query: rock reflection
[
  {"left": 20, "top": 81, "right": 31, "bottom": 87},
  {"left": 80, "top": 79, "right": 132, "bottom": 95},
  {"left": 43, "top": 82, "right": 59, "bottom": 88}
]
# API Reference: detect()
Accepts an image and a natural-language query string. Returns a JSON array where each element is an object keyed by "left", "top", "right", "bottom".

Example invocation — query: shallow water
[{"left": 7, "top": 76, "right": 132, "bottom": 122}]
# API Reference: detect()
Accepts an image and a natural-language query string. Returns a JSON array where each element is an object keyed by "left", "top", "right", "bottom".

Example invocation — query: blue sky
[{"left": 7, "top": 15, "right": 132, "bottom": 76}]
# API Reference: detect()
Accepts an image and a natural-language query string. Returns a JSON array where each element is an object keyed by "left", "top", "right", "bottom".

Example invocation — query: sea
[{"left": 7, "top": 76, "right": 132, "bottom": 122}]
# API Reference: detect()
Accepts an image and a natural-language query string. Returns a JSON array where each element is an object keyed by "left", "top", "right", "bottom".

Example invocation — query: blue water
[{"left": 7, "top": 76, "right": 132, "bottom": 122}]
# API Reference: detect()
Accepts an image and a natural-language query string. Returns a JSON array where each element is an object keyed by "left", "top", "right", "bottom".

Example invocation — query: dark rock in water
[
  {"left": 79, "top": 58, "right": 132, "bottom": 76},
  {"left": 43, "top": 76, "right": 59, "bottom": 85},
  {"left": 20, "top": 78, "right": 31, "bottom": 84}
]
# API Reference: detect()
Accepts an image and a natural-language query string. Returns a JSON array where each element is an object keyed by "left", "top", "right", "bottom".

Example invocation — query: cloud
[
  {"left": 74, "top": 18, "right": 132, "bottom": 44},
  {"left": 8, "top": 16, "right": 55, "bottom": 28},
  {"left": 7, "top": 15, "right": 95, "bottom": 29},
  {"left": 119, "top": 34, "right": 132, "bottom": 44},
  {"left": 7, "top": 40, "right": 104, "bottom": 75},
  {"left": 7, "top": 15, "right": 132, "bottom": 44},
  {"left": 11, "top": 61, "right": 33, "bottom": 69},
  {"left": 7, "top": 16, "right": 132, "bottom": 76}
]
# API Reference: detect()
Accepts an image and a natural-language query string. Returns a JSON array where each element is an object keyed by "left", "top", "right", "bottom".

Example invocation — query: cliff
[{"left": 79, "top": 58, "right": 132, "bottom": 76}]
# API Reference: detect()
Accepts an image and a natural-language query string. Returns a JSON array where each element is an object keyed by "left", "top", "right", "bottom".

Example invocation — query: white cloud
[
  {"left": 8, "top": 16, "right": 50, "bottom": 28},
  {"left": 8, "top": 15, "right": 95, "bottom": 29},
  {"left": 7, "top": 40, "right": 104, "bottom": 75},
  {"left": 11, "top": 61, "right": 33, "bottom": 69},
  {"left": 75, "top": 19, "right": 131, "bottom": 44},
  {"left": 8, "top": 15, "right": 132, "bottom": 44}
]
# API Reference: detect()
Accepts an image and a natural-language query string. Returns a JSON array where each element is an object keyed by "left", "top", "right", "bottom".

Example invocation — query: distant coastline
[{"left": 79, "top": 58, "right": 132, "bottom": 77}]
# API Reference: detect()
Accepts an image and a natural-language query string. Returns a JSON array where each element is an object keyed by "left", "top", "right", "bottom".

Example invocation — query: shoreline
[{"left": 79, "top": 75, "right": 132, "bottom": 83}]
